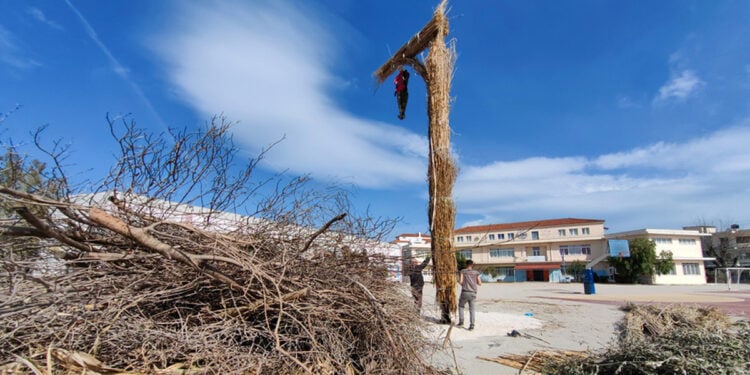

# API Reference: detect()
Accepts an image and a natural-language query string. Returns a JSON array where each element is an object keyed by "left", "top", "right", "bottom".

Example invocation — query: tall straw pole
[
  {"left": 374, "top": 0, "right": 457, "bottom": 322},
  {"left": 425, "top": 3, "right": 457, "bottom": 322}
]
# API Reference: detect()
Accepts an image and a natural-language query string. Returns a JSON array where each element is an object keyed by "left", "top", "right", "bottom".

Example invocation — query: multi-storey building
[
  {"left": 453, "top": 218, "right": 608, "bottom": 282},
  {"left": 606, "top": 229, "right": 712, "bottom": 285},
  {"left": 393, "top": 233, "right": 432, "bottom": 282},
  {"left": 710, "top": 225, "right": 750, "bottom": 267},
  {"left": 396, "top": 219, "right": 715, "bottom": 285}
]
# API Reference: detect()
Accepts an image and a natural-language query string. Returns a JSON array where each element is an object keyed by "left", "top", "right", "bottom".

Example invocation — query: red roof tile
[{"left": 454, "top": 218, "right": 604, "bottom": 234}]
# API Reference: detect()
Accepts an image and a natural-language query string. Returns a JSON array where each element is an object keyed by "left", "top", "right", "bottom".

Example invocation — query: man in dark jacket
[
  {"left": 408, "top": 256, "right": 431, "bottom": 312},
  {"left": 394, "top": 66, "right": 410, "bottom": 120}
]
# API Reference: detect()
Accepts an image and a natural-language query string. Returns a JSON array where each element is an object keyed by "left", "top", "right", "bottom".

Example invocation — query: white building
[
  {"left": 453, "top": 218, "right": 608, "bottom": 282},
  {"left": 606, "top": 229, "right": 713, "bottom": 285},
  {"left": 393, "top": 233, "right": 432, "bottom": 283}
]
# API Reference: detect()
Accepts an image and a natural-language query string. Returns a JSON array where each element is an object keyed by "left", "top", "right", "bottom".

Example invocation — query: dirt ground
[{"left": 419, "top": 281, "right": 750, "bottom": 374}]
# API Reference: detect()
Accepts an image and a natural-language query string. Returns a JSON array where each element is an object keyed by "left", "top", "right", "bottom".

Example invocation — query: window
[
  {"left": 474, "top": 236, "right": 480, "bottom": 241},
  {"left": 682, "top": 263, "right": 701, "bottom": 275},
  {"left": 667, "top": 266, "right": 676, "bottom": 275},
  {"left": 531, "top": 231, "right": 539, "bottom": 240},
  {"left": 569, "top": 228, "right": 579, "bottom": 236},
  {"left": 497, "top": 233, "right": 505, "bottom": 240},
  {"left": 488, "top": 234, "right": 495, "bottom": 240},
  {"left": 458, "top": 249, "right": 472, "bottom": 259},
  {"left": 532, "top": 247, "right": 541, "bottom": 256},
  {"left": 678, "top": 238, "right": 696, "bottom": 245},
  {"left": 654, "top": 238, "right": 673, "bottom": 244},
  {"left": 456, "top": 236, "right": 463, "bottom": 242},
  {"left": 560, "top": 244, "right": 591, "bottom": 255},
  {"left": 558, "top": 229, "right": 566, "bottom": 236},
  {"left": 508, "top": 233, "right": 515, "bottom": 240},
  {"left": 490, "top": 248, "right": 514, "bottom": 258},
  {"left": 582, "top": 228, "right": 590, "bottom": 235},
  {"left": 495, "top": 267, "right": 514, "bottom": 277}
]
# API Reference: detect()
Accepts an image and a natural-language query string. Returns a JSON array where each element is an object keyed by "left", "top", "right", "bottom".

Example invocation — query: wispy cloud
[
  {"left": 616, "top": 95, "right": 641, "bottom": 109},
  {"left": 27, "top": 7, "right": 64, "bottom": 30},
  {"left": 64, "top": 0, "right": 127, "bottom": 79},
  {"left": 153, "top": 1, "right": 427, "bottom": 188},
  {"left": 455, "top": 122, "right": 750, "bottom": 231},
  {"left": 64, "top": 0, "right": 165, "bottom": 129},
  {"left": 653, "top": 69, "right": 705, "bottom": 105},
  {"left": 0, "top": 24, "right": 41, "bottom": 70}
]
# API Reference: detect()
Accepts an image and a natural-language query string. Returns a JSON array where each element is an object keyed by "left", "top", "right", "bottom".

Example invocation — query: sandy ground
[{"left": 417, "top": 282, "right": 750, "bottom": 375}]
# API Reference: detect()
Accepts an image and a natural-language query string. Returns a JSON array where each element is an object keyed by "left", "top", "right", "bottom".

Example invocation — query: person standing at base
[
  {"left": 408, "top": 256, "right": 431, "bottom": 312},
  {"left": 394, "top": 66, "right": 410, "bottom": 120},
  {"left": 457, "top": 260, "right": 482, "bottom": 330}
]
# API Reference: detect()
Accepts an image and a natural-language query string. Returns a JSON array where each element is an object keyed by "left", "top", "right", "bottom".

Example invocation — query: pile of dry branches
[
  {"left": 0, "top": 117, "right": 445, "bottom": 374},
  {"left": 487, "top": 304, "right": 750, "bottom": 374}
]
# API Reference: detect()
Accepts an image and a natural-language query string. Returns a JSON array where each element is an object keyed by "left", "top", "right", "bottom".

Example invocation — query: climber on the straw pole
[{"left": 394, "top": 66, "right": 410, "bottom": 120}]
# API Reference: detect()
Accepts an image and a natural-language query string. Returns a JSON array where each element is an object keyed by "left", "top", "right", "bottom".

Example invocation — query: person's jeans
[
  {"left": 458, "top": 290, "right": 476, "bottom": 325},
  {"left": 411, "top": 286, "right": 424, "bottom": 312},
  {"left": 397, "top": 91, "right": 409, "bottom": 116}
]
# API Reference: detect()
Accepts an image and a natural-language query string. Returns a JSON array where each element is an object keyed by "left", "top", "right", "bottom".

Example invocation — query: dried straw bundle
[
  {"left": 372, "top": 3, "right": 448, "bottom": 83},
  {"left": 424, "top": 2, "right": 458, "bottom": 318}
]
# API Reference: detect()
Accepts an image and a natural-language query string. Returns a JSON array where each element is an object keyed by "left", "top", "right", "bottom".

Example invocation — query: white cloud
[
  {"left": 616, "top": 95, "right": 641, "bottom": 109},
  {"left": 152, "top": 1, "right": 427, "bottom": 188},
  {"left": 653, "top": 69, "right": 704, "bottom": 105},
  {"left": 27, "top": 7, "right": 63, "bottom": 30},
  {"left": 0, "top": 24, "right": 41, "bottom": 69},
  {"left": 455, "top": 122, "right": 750, "bottom": 232}
]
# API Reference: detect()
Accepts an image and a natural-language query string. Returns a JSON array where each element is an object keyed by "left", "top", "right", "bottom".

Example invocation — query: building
[
  {"left": 393, "top": 233, "right": 432, "bottom": 283},
  {"left": 710, "top": 225, "right": 750, "bottom": 267},
  {"left": 606, "top": 229, "right": 712, "bottom": 285},
  {"left": 453, "top": 218, "right": 608, "bottom": 282}
]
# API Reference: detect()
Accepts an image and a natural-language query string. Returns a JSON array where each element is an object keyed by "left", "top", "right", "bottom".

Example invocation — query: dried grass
[
  {"left": 424, "top": 4, "right": 458, "bottom": 318},
  {"left": 373, "top": 1, "right": 449, "bottom": 83},
  {"left": 482, "top": 304, "right": 750, "bottom": 374}
]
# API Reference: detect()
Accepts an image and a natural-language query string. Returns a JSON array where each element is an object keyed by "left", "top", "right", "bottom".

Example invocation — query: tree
[
  {"left": 0, "top": 148, "right": 60, "bottom": 217},
  {"left": 691, "top": 219, "right": 738, "bottom": 268},
  {"left": 608, "top": 237, "right": 675, "bottom": 284},
  {"left": 567, "top": 261, "right": 586, "bottom": 281},
  {"left": 455, "top": 251, "right": 467, "bottom": 270}
]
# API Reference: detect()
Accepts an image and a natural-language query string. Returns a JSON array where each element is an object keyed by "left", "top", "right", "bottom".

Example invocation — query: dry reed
[{"left": 424, "top": 2, "right": 458, "bottom": 320}]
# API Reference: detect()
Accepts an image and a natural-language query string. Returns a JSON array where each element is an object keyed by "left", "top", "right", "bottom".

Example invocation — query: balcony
[{"left": 526, "top": 255, "right": 547, "bottom": 262}]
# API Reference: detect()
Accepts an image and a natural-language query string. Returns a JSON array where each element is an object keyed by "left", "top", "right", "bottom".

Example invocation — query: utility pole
[{"left": 374, "top": 0, "right": 457, "bottom": 323}]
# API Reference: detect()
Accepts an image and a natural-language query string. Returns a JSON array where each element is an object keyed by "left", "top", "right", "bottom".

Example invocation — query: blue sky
[{"left": 2, "top": 0, "right": 750, "bottom": 237}]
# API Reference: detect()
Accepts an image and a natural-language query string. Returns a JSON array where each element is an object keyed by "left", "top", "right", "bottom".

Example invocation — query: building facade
[
  {"left": 606, "top": 229, "right": 712, "bottom": 285},
  {"left": 393, "top": 233, "right": 433, "bottom": 283},
  {"left": 710, "top": 226, "right": 750, "bottom": 267},
  {"left": 453, "top": 218, "right": 608, "bottom": 282}
]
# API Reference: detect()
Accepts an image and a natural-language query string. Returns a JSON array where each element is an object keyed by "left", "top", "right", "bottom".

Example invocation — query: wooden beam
[{"left": 373, "top": 3, "right": 448, "bottom": 83}]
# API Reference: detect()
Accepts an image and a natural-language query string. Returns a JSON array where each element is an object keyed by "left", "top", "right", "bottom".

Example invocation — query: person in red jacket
[{"left": 394, "top": 66, "right": 410, "bottom": 120}]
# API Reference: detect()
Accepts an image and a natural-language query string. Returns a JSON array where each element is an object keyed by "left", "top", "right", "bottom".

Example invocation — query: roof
[
  {"left": 454, "top": 218, "right": 604, "bottom": 235},
  {"left": 606, "top": 228, "right": 709, "bottom": 238},
  {"left": 395, "top": 233, "right": 431, "bottom": 239}
]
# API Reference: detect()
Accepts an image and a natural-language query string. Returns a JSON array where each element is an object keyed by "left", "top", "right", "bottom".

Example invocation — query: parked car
[{"left": 560, "top": 275, "right": 575, "bottom": 283}]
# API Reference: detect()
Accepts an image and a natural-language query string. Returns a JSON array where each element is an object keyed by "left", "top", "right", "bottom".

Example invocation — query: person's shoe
[
  {"left": 398, "top": 113, "right": 404, "bottom": 120},
  {"left": 468, "top": 324, "right": 474, "bottom": 331},
  {"left": 456, "top": 322, "right": 463, "bottom": 327}
]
